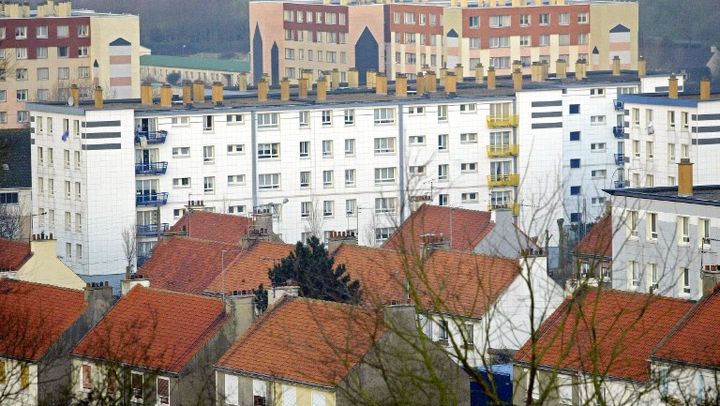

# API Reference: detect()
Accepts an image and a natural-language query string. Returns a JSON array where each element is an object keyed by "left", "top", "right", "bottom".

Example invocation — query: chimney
[
  {"left": 512, "top": 60, "right": 522, "bottom": 72},
  {"left": 348, "top": 68, "right": 359, "bottom": 88},
  {"left": 121, "top": 274, "right": 150, "bottom": 296},
  {"left": 160, "top": 83, "right": 172, "bottom": 107},
  {"left": 253, "top": 209, "right": 274, "bottom": 236},
  {"left": 395, "top": 73, "right": 407, "bottom": 97},
  {"left": 420, "top": 233, "right": 450, "bottom": 254},
  {"left": 238, "top": 72, "right": 248, "bottom": 91},
  {"left": 700, "top": 77, "right": 711, "bottom": 101},
  {"left": 182, "top": 80, "right": 192, "bottom": 104},
  {"left": 212, "top": 81, "right": 224, "bottom": 104},
  {"left": 512, "top": 68, "right": 523, "bottom": 91},
  {"left": 416, "top": 72, "right": 426, "bottom": 95},
  {"left": 439, "top": 67, "right": 448, "bottom": 79},
  {"left": 541, "top": 60, "right": 549, "bottom": 80},
  {"left": 224, "top": 291, "right": 256, "bottom": 338},
  {"left": 327, "top": 230, "right": 358, "bottom": 254},
  {"left": 612, "top": 55, "right": 621, "bottom": 76},
  {"left": 268, "top": 285, "right": 300, "bottom": 309},
  {"left": 94, "top": 86, "right": 103, "bottom": 109},
  {"left": 668, "top": 74, "right": 679, "bottom": 99},
  {"left": 487, "top": 67, "right": 496, "bottom": 90},
  {"left": 331, "top": 68, "right": 340, "bottom": 90},
  {"left": 444, "top": 72, "right": 457, "bottom": 95},
  {"left": 475, "top": 63, "right": 484, "bottom": 84},
  {"left": 556, "top": 59, "right": 567, "bottom": 79},
  {"left": 193, "top": 80, "right": 205, "bottom": 103},
  {"left": 140, "top": 82, "right": 152, "bottom": 106},
  {"left": 317, "top": 76, "right": 328, "bottom": 101},
  {"left": 280, "top": 77, "right": 290, "bottom": 101},
  {"left": 298, "top": 77, "right": 309, "bottom": 98},
  {"left": 678, "top": 158, "right": 693, "bottom": 196},
  {"left": 426, "top": 71, "right": 437, "bottom": 92},
  {"left": 454, "top": 64, "right": 464, "bottom": 83},
  {"left": 366, "top": 69, "right": 377, "bottom": 89},
  {"left": 531, "top": 62, "right": 540, "bottom": 82},
  {"left": 575, "top": 59, "right": 584, "bottom": 80},
  {"left": 638, "top": 56, "right": 647, "bottom": 78},
  {"left": 83, "top": 282, "right": 113, "bottom": 320},
  {"left": 302, "top": 69, "right": 314, "bottom": 84},
  {"left": 376, "top": 73, "right": 388, "bottom": 95},
  {"left": 258, "top": 78, "right": 269, "bottom": 102}
]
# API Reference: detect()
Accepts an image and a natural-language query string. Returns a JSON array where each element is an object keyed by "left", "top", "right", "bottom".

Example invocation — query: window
[
  {"left": 65, "top": 182, "right": 71, "bottom": 198},
  {"left": 323, "top": 170, "right": 334, "bottom": 188},
  {"left": 344, "top": 109, "right": 354, "bottom": 125},
  {"left": 578, "top": 33, "right": 589, "bottom": 45},
  {"left": 75, "top": 213, "right": 82, "bottom": 231},
  {"left": 570, "top": 159, "right": 581, "bottom": 169},
  {"left": 16, "top": 68, "right": 28, "bottom": 81},
  {"left": 225, "top": 375, "right": 239, "bottom": 406},
  {"left": 259, "top": 174, "right": 280, "bottom": 190},
  {"left": 591, "top": 115, "right": 606, "bottom": 125},
  {"left": 375, "top": 227, "right": 394, "bottom": 243},
  {"left": 78, "top": 46, "right": 89, "bottom": 57},
  {"left": 490, "top": 36, "right": 509, "bottom": 48},
  {"left": 409, "top": 135, "right": 425, "bottom": 145},
  {"left": 301, "top": 201, "right": 312, "bottom": 218},
  {"left": 131, "top": 372, "right": 143, "bottom": 402},
  {"left": 322, "top": 140, "right": 333, "bottom": 157},
  {"left": 460, "top": 103, "right": 476, "bottom": 113},
  {"left": 344, "top": 169, "right": 355, "bottom": 186},
  {"left": 668, "top": 111, "right": 676, "bottom": 129},
  {"left": 519, "top": 35, "right": 530, "bottom": 47},
  {"left": 569, "top": 104, "right": 580, "bottom": 114},
  {"left": 204, "top": 176, "right": 215, "bottom": 193},
  {"left": 648, "top": 213, "right": 658, "bottom": 240},
  {"left": 374, "top": 137, "right": 396, "bottom": 154},
  {"left": 228, "top": 205, "right": 245, "bottom": 215},
  {"left": 323, "top": 200, "right": 334, "bottom": 217},
  {"left": 15, "top": 47, "right": 27, "bottom": 59},
  {"left": 48, "top": 179, "right": 55, "bottom": 195},
  {"left": 489, "top": 15, "right": 511, "bottom": 28},
  {"left": 591, "top": 143, "right": 606, "bottom": 152},
  {"left": 646, "top": 141, "right": 654, "bottom": 159},
  {"left": 374, "top": 167, "right": 396, "bottom": 184},
  {"left": 78, "top": 25, "right": 90, "bottom": 37},
  {"left": 321, "top": 110, "right": 332, "bottom": 126},
  {"left": 228, "top": 175, "right": 245, "bottom": 186},
  {"left": 172, "top": 147, "right": 190, "bottom": 158},
  {"left": 374, "top": 108, "right": 395, "bottom": 124},
  {"left": 539, "top": 35, "right": 550, "bottom": 47},
  {"left": 578, "top": 12, "right": 589, "bottom": 24},
  {"left": 300, "top": 171, "right": 311, "bottom": 188},
  {"left": 681, "top": 112, "right": 689, "bottom": 130},
  {"left": 520, "top": 14, "right": 530, "bottom": 26},
  {"left": 258, "top": 143, "right": 280, "bottom": 159},
  {"left": 203, "top": 115, "right": 214, "bottom": 131},
  {"left": 468, "top": 15, "right": 480, "bottom": 28},
  {"left": 257, "top": 113, "right": 279, "bottom": 128},
  {"left": 0, "top": 192, "right": 19, "bottom": 204},
  {"left": 171, "top": 116, "right": 189, "bottom": 126},
  {"left": 699, "top": 218, "right": 710, "bottom": 247},
  {"left": 678, "top": 216, "right": 690, "bottom": 244},
  {"left": 460, "top": 133, "right": 478, "bottom": 143},
  {"left": 37, "top": 67, "right": 49, "bottom": 81},
  {"left": 631, "top": 108, "right": 640, "bottom": 126},
  {"left": 437, "top": 105, "right": 448, "bottom": 121},
  {"left": 438, "top": 194, "right": 449, "bottom": 206},
  {"left": 539, "top": 13, "right": 550, "bottom": 25},
  {"left": 156, "top": 378, "right": 170, "bottom": 405},
  {"left": 344, "top": 139, "right": 355, "bottom": 156},
  {"left": 681, "top": 144, "right": 689, "bottom": 159},
  {"left": 681, "top": 267, "right": 691, "bottom": 294},
  {"left": 570, "top": 186, "right": 581, "bottom": 196},
  {"left": 632, "top": 140, "right": 640, "bottom": 157},
  {"left": 375, "top": 198, "right": 397, "bottom": 214},
  {"left": 461, "top": 192, "right": 478, "bottom": 202},
  {"left": 58, "top": 46, "right": 69, "bottom": 58},
  {"left": 227, "top": 114, "right": 244, "bottom": 124},
  {"left": 438, "top": 164, "right": 449, "bottom": 181},
  {"left": 58, "top": 67, "right": 69, "bottom": 80},
  {"left": 627, "top": 210, "right": 639, "bottom": 238},
  {"left": 16, "top": 89, "right": 27, "bottom": 101},
  {"left": 227, "top": 144, "right": 245, "bottom": 154},
  {"left": 438, "top": 134, "right": 449, "bottom": 151},
  {"left": 559, "top": 12, "right": 570, "bottom": 25},
  {"left": 591, "top": 197, "right": 606, "bottom": 206},
  {"left": 299, "top": 141, "right": 310, "bottom": 158},
  {"left": 75, "top": 182, "right": 81, "bottom": 200},
  {"left": 346, "top": 199, "right": 357, "bottom": 215},
  {"left": 48, "top": 148, "right": 54, "bottom": 164},
  {"left": 203, "top": 146, "right": 215, "bottom": 163},
  {"left": 298, "top": 111, "right": 310, "bottom": 127},
  {"left": 667, "top": 143, "right": 676, "bottom": 163},
  {"left": 629, "top": 261, "right": 640, "bottom": 288},
  {"left": 57, "top": 25, "right": 69, "bottom": 38},
  {"left": 461, "top": 162, "right": 477, "bottom": 173},
  {"left": 15, "top": 26, "right": 27, "bottom": 39}
]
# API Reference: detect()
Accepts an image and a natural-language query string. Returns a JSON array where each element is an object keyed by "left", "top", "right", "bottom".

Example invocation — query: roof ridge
[
  {"left": 1, "top": 278, "right": 86, "bottom": 294},
  {"left": 141, "top": 286, "right": 226, "bottom": 302}
]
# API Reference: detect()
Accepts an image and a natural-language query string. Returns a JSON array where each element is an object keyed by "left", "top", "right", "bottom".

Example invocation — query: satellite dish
[{"left": 67, "top": 96, "right": 75, "bottom": 106}]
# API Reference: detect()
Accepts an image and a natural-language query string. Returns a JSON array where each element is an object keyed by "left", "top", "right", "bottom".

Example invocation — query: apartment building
[
  {"left": 249, "top": 0, "right": 638, "bottom": 85},
  {"left": 622, "top": 77, "right": 719, "bottom": 188},
  {"left": 27, "top": 67, "right": 674, "bottom": 276},
  {"left": 0, "top": 0, "right": 140, "bottom": 129}
]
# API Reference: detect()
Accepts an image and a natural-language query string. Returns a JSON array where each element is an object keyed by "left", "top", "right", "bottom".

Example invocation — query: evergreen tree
[{"left": 268, "top": 236, "right": 361, "bottom": 304}]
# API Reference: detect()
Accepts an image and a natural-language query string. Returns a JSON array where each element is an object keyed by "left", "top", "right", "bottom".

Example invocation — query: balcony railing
[
  {"left": 486, "top": 115, "right": 519, "bottom": 128},
  {"left": 614, "top": 154, "right": 628, "bottom": 166},
  {"left": 487, "top": 173, "right": 520, "bottom": 187},
  {"left": 486, "top": 144, "right": 520, "bottom": 157},
  {"left": 136, "top": 223, "right": 169, "bottom": 236},
  {"left": 612, "top": 126, "right": 627, "bottom": 139},
  {"left": 488, "top": 202, "right": 521, "bottom": 216},
  {"left": 135, "top": 192, "right": 168, "bottom": 206},
  {"left": 614, "top": 180, "right": 628, "bottom": 188},
  {"left": 614, "top": 100, "right": 624, "bottom": 111},
  {"left": 135, "top": 130, "right": 168, "bottom": 145},
  {"left": 135, "top": 161, "right": 168, "bottom": 175}
]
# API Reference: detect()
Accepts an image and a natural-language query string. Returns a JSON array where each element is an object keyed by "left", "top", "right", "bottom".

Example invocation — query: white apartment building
[
  {"left": 621, "top": 77, "right": 717, "bottom": 189},
  {"left": 28, "top": 69, "right": 675, "bottom": 276}
]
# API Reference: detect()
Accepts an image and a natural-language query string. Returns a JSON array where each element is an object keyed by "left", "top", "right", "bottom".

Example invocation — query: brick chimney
[
  {"left": 258, "top": 78, "right": 269, "bottom": 102},
  {"left": 331, "top": 68, "right": 340, "bottom": 90},
  {"left": 366, "top": 69, "right": 377, "bottom": 89},
  {"left": 268, "top": 285, "right": 300, "bottom": 309},
  {"left": 317, "top": 76, "right": 328, "bottom": 101},
  {"left": 420, "top": 233, "right": 450, "bottom": 254},
  {"left": 298, "top": 77, "right": 309, "bottom": 98},
  {"left": 668, "top": 74, "right": 679, "bottom": 99},
  {"left": 512, "top": 68, "right": 523, "bottom": 91},
  {"left": 376, "top": 73, "right": 388, "bottom": 95},
  {"left": 121, "top": 274, "right": 150, "bottom": 296},
  {"left": 348, "top": 68, "right": 359, "bottom": 88},
  {"left": 556, "top": 59, "right": 567, "bottom": 79},
  {"left": 426, "top": 71, "right": 437, "bottom": 92},
  {"left": 612, "top": 55, "right": 621, "bottom": 76},
  {"left": 94, "top": 86, "right": 103, "bottom": 109},
  {"left": 70, "top": 84, "right": 80, "bottom": 107},
  {"left": 182, "top": 80, "right": 192, "bottom": 104},
  {"left": 444, "top": 72, "right": 457, "bottom": 95},
  {"left": 238, "top": 72, "right": 248, "bottom": 91},
  {"left": 212, "top": 81, "right": 224, "bottom": 104},
  {"left": 638, "top": 56, "right": 647, "bottom": 78},
  {"left": 280, "top": 77, "right": 290, "bottom": 101},
  {"left": 700, "top": 77, "right": 711, "bottom": 101},
  {"left": 83, "top": 281, "right": 113, "bottom": 320},
  {"left": 475, "top": 63, "right": 484, "bottom": 84},
  {"left": 487, "top": 67, "right": 496, "bottom": 90},
  {"left": 193, "top": 80, "right": 205, "bottom": 103},
  {"left": 160, "top": 83, "right": 172, "bottom": 107},
  {"left": 395, "top": 73, "right": 407, "bottom": 97},
  {"left": 678, "top": 158, "right": 693, "bottom": 196},
  {"left": 454, "top": 64, "right": 464, "bottom": 83},
  {"left": 327, "top": 230, "right": 358, "bottom": 254},
  {"left": 224, "top": 291, "right": 256, "bottom": 338},
  {"left": 416, "top": 72, "right": 426, "bottom": 95}
]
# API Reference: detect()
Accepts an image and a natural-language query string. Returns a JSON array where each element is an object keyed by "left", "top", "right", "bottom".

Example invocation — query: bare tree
[
  {"left": 0, "top": 202, "right": 23, "bottom": 240},
  {"left": 121, "top": 226, "right": 137, "bottom": 279}
]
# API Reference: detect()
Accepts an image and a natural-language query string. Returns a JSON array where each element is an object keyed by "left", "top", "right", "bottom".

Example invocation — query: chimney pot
[
  {"left": 182, "top": 80, "right": 192, "bottom": 105},
  {"left": 193, "top": 80, "right": 205, "bottom": 103},
  {"left": 160, "top": 83, "right": 172, "bottom": 107},
  {"left": 212, "top": 81, "right": 224, "bottom": 104}
]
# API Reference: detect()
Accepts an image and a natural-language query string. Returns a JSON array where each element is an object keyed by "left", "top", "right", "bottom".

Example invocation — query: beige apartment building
[
  {"left": 249, "top": 0, "right": 638, "bottom": 85},
  {"left": 0, "top": 1, "right": 140, "bottom": 128}
]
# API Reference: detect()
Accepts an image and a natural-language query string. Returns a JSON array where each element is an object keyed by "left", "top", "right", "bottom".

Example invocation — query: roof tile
[
  {"left": 575, "top": 213, "right": 612, "bottom": 259},
  {"left": 169, "top": 211, "right": 254, "bottom": 245},
  {"left": 205, "top": 241, "right": 294, "bottom": 294},
  {"left": 0, "top": 238, "right": 31, "bottom": 271}
]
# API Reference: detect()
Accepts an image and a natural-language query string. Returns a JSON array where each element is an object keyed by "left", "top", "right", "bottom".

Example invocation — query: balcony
[
  {"left": 135, "top": 192, "right": 168, "bottom": 206},
  {"left": 135, "top": 161, "right": 168, "bottom": 176},
  {"left": 487, "top": 173, "right": 520, "bottom": 187},
  {"left": 488, "top": 202, "right": 521, "bottom": 216},
  {"left": 486, "top": 115, "right": 519, "bottom": 128},
  {"left": 614, "top": 154, "right": 628, "bottom": 166},
  {"left": 614, "top": 100, "right": 624, "bottom": 111},
  {"left": 486, "top": 144, "right": 520, "bottom": 157},
  {"left": 614, "top": 180, "right": 628, "bottom": 188},
  {"left": 612, "top": 126, "right": 627, "bottom": 139},
  {"left": 136, "top": 223, "right": 169, "bottom": 236},
  {"left": 135, "top": 130, "right": 168, "bottom": 145}
]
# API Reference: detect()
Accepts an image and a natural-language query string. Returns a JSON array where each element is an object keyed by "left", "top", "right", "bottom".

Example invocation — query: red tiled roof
[
  {"left": 652, "top": 287, "right": 720, "bottom": 368},
  {"left": 216, "top": 298, "right": 385, "bottom": 387},
  {"left": 205, "top": 241, "right": 294, "bottom": 294},
  {"left": 73, "top": 287, "right": 226, "bottom": 373},
  {"left": 169, "top": 211, "right": 254, "bottom": 244},
  {"left": 333, "top": 244, "right": 520, "bottom": 318},
  {"left": 575, "top": 213, "right": 612, "bottom": 259},
  {"left": 0, "top": 279, "right": 87, "bottom": 361},
  {"left": 514, "top": 289, "right": 693, "bottom": 382},
  {"left": 383, "top": 204, "right": 493, "bottom": 252},
  {"left": 139, "top": 237, "right": 244, "bottom": 295},
  {"left": 0, "top": 239, "right": 31, "bottom": 271}
]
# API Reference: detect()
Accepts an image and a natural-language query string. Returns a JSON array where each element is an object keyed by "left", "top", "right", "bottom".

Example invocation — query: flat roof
[
  {"left": 27, "top": 70, "right": 654, "bottom": 115},
  {"left": 140, "top": 55, "right": 249, "bottom": 73},
  {"left": 620, "top": 93, "right": 720, "bottom": 108},
  {"left": 604, "top": 185, "right": 720, "bottom": 207}
]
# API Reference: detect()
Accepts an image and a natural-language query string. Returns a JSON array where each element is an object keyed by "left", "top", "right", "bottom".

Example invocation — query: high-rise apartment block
[
  {"left": 0, "top": 1, "right": 141, "bottom": 129},
  {"left": 249, "top": 0, "right": 638, "bottom": 85}
]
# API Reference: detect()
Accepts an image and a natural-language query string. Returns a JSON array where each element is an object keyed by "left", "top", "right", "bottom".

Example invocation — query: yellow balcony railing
[
  {"left": 486, "top": 144, "right": 520, "bottom": 157},
  {"left": 486, "top": 115, "right": 519, "bottom": 128},
  {"left": 488, "top": 202, "right": 521, "bottom": 216},
  {"left": 487, "top": 173, "right": 520, "bottom": 187}
]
